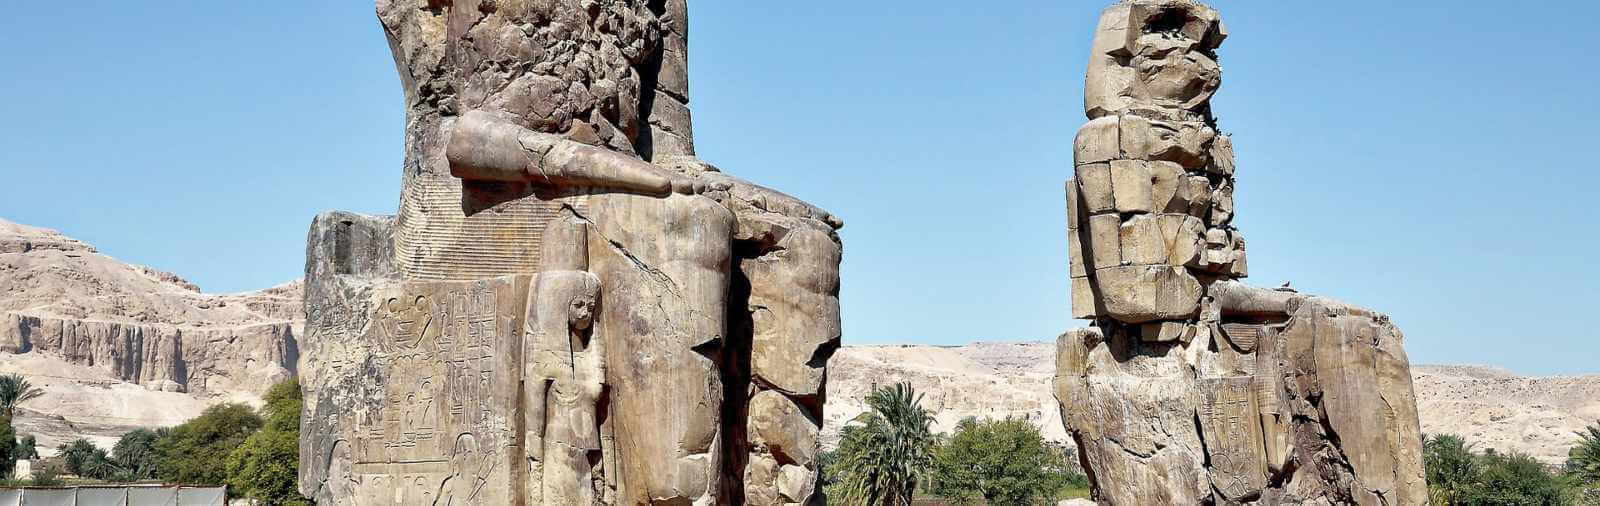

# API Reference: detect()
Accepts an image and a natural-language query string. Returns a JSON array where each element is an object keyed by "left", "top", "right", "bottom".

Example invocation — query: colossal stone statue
[
  {"left": 1055, "top": 2, "right": 1427, "bottom": 504},
  {"left": 299, "top": 2, "right": 842, "bottom": 504}
]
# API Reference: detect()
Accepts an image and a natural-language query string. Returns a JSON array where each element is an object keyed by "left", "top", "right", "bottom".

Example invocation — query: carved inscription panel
[
  {"left": 1198, "top": 376, "right": 1267, "bottom": 501},
  {"left": 325, "top": 276, "right": 529, "bottom": 506}
]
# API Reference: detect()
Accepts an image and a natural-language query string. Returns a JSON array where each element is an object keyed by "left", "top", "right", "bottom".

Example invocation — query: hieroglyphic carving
[
  {"left": 320, "top": 277, "right": 528, "bottom": 506},
  {"left": 1198, "top": 377, "right": 1266, "bottom": 501}
]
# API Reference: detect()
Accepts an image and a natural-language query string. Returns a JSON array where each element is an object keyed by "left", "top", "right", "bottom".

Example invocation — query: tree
[
  {"left": 1425, "top": 433, "right": 1575, "bottom": 505},
  {"left": 0, "top": 374, "right": 43, "bottom": 417},
  {"left": 1572, "top": 423, "right": 1600, "bottom": 483},
  {"left": 1424, "top": 434, "right": 1479, "bottom": 504},
  {"left": 0, "top": 416, "right": 15, "bottom": 478},
  {"left": 58, "top": 438, "right": 117, "bottom": 479},
  {"left": 833, "top": 382, "right": 937, "bottom": 506},
  {"left": 930, "top": 417, "right": 1078, "bottom": 505},
  {"left": 1569, "top": 422, "right": 1600, "bottom": 505},
  {"left": 112, "top": 428, "right": 164, "bottom": 481},
  {"left": 154, "top": 403, "right": 262, "bottom": 486},
  {"left": 225, "top": 378, "right": 310, "bottom": 505},
  {"left": 16, "top": 434, "right": 37, "bottom": 460}
]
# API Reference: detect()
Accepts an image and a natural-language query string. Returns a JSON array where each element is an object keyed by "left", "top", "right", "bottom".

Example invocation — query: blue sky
[{"left": 2, "top": 2, "right": 1595, "bottom": 375}]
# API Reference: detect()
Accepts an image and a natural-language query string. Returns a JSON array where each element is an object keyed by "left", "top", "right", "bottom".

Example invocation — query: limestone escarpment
[
  {"left": 299, "top": 2, "right": 842, "bottom": 504},
  {"left": 0, "top": 218, "right": 299, "bottom": 396},
  {"left": 1055, "top": 2, "right": 1427, "bottom": 504}
]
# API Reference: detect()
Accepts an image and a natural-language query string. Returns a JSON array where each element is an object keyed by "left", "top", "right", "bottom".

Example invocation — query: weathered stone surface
[
  {"left": 1056, "top": 2, "right": 1426, "bottom": 504},
  {"left": 1109, "top": 160, "right": 1154, "bottom": 213},
  {"left": 1076, "top": 164, "right": 1116, "bottom": 214},
  {"left": 301, "top": 3, "right": 843, "bottom": 504},
  {"left": 1075, "top": 116, "right": 1122, "bottom": 165},
  {"left": 1094, "top": 265, "right": 1202, "bottom": 323}
]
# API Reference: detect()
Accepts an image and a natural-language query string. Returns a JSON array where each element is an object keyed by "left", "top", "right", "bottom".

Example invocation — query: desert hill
[
  {"left": 1, "top": 217, "right": 1593, "bottom": 466},
  {"left": 0, "top": 218, "right": 300, "bottom": 452},
  {"left": 822, "top": 342, "right": 1600, "bottom": 465}
]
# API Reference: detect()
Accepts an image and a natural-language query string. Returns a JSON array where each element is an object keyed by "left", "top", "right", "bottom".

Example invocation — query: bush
[
  {"left": 154, "top": 403, "right": 263, "bottom": 486},
  {"left": 29, "top": 462, "right": 62, "bottom": 486},
  {"left": 930, "top": 417, "right": 1082, "bottom": 505},
  {"left": 225, "top": 378, "right": 310, "bottom": 505},
  {"left": 1425, "top": 433, "right": 1572, "bottom": 505},
  {"left": 16, "top": 434, "right": 37, "bottom": 460}
]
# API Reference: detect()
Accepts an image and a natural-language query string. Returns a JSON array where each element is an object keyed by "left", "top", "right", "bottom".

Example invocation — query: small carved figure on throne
[{"left": 523, "top": 211, "right": 609, "bottom": 504}]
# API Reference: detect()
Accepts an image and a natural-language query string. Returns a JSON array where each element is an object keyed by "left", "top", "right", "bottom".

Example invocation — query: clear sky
[{"left": 2, "top": 2, "right": 1596, "bottom": 375}]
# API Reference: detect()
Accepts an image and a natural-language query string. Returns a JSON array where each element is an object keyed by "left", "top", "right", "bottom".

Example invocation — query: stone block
[
  {"left": 1094, "top": 265, "right": 1203, "bottom": 323},
  {"left": 748, "top": 390, "right": 819, "bottom": 468},
  {"left": 1071, "top": 276, "right": 1101, "bottom": 320},
  {"left": 1086, "top": 62, "right": 1136, "bottom": 119},
  {"left": 1075, "top": 277, "right": 1100, "bottom": 317},
  {"left": 1075, "top": 116, "right": 1121, "bottom": 165},
  {"left": 1229, "top": 234, "right": 1248, "bottom": 278},
  {"left": 1150, "top": 161, "right": 1186, "bottom": 213},
  {"left": 1069, "top": 228, "right": 1089, "bottom": 278},
  {"left": 1110, "top": 160, "right": 1154, "bottom": 213},
  {"left": 1181, "top": 175, "right": 1213, "bottom": 217},
  {"left": 1076, "top": 163, "right": 1116, "bottom": 213},
  {"left": 1209, "top": 181, "right": 1234, "bottom": 227},
  {"left": 1118, "top": 214, "right": 1202, "bottom": 267},
  {"left": 1140, "top": 321, "right": 1194, "bottom": 343},
  {"left": 1208, "top": 134, "right": 1235, "bottom": 176},
  {"left": 1117, "top": 214, "right": 1164, "bottom": 265},
  {"left": 1066, "top": 178, "right": 1081, "bottom": 230},
  {"left": 1120, "top": 115, "right": 1215, "bottom": 169},
  {"left": 1087, "top": 214, "right": 1123, "bottom": 269}
]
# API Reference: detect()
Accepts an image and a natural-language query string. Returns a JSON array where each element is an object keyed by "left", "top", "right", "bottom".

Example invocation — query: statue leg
[{"left": 588, "top": 193, "right": 733, "bottom": 505}]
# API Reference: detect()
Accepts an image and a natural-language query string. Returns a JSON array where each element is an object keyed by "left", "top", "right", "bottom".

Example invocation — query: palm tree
[
  {"left": 834, "top": 382, "right": 937, "bottom": 506},
  {"left": 1423, "top": 433, "right": 1478, "bottom": 505},
  {"left": 1571, "top": 422, "right": 1600, "bottom": 494},
  {"left": 1572, "top": 423, "right": 1600, "bottom": 478},
  {"left": 0, "top": 374, "right": 44, "bottom": 417}
]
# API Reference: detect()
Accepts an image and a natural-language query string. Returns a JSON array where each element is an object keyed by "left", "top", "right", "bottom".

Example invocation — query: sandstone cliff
[
  {"left": 0, "top": 217, "right": 300, "bottom": 398},
  {"left": 822, "top": 342, "right": 1600, "bottom": 466}
]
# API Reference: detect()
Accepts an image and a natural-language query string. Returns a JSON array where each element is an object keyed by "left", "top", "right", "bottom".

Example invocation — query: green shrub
[
  {"left": 1425, "top": 433, "right": 1572, "bottom": 505},
  {"left": 154, "top": 403, "right": 263, "bottom": 486},
  {"left": 225, "top": 378, "right": 310, "bottom": 505},
  {"left": 930, "top": 417, "right": 1082, "bottom": 505},
  {"left": 16, "top": 434, "right": 37, "bottom": 460}
]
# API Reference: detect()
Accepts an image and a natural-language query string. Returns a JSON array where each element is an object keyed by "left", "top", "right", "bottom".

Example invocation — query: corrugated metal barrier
[{"left": 0, "top": 486, "right": 226, "bottom": 506}]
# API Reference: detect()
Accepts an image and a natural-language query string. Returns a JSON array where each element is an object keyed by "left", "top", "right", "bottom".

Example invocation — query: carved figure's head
[
  {"left": 378, "top": 0, "right": 688, "bottom": 156},
  {"left": 1086, "top": 1, "right": 1227, "bottom": 119},
  {"left": 568, "top": 293, "right": 596, "bottom": 331}
]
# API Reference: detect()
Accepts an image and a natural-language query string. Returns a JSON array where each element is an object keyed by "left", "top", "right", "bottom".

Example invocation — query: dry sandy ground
[{"left": 823, "top": 342, "right": 1600, "bottom": 465}]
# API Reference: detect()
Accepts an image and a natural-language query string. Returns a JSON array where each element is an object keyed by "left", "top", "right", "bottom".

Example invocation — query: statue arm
[{"left": 448, "top": 110, "right": 699, "bottom": 196}]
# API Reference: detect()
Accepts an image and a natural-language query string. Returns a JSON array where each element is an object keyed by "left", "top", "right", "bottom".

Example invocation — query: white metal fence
[{"left": 0, "top": 487, "right": 225, "bottom": 506}]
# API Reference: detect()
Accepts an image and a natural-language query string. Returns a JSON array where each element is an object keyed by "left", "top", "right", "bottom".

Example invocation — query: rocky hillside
[
  {"left": 822, "top": 342, "right": 1600, "bottom": 465},
  {"left": 0, "top": 218, "right": 300, "bottom": 452}
]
